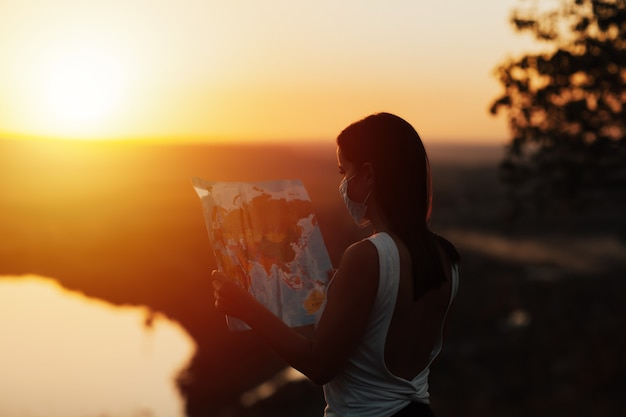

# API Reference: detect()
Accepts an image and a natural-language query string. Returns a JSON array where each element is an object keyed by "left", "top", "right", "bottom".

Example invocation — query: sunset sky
[{"left": 0, "top": 0, "right": 551, "bottom": 144}]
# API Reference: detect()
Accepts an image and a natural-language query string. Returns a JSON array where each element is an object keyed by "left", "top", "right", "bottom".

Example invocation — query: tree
[{"left": 490, "top": 0, "right": 626, "bottom": 217}]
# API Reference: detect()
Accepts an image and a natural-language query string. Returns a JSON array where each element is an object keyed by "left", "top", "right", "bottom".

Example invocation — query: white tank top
[{"left": 323, "top": 232, "right": 459, "bottom": 417}]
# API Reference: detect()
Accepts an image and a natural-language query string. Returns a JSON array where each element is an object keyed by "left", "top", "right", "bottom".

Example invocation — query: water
[{"left": 0, "top": 275, "right": 196, "bottom": 417}]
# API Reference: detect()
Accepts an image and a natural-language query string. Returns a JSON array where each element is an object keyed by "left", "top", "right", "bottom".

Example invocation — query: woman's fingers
[
  {"left": 211, "top": 270, "right": 226, "bottom": 310},
  {"left": 210, "top": 270, "right": 246, "bottom": 315}
]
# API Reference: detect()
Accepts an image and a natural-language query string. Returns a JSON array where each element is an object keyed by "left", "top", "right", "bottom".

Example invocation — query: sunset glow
[
  {"left": 0, "top": 0, "right": 545, "bottom": 143},
  {"left": 44, "top": 48, "right": 125, "bottom": 127}
]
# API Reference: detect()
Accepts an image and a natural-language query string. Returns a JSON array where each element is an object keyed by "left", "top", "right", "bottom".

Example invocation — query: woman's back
[{"left": 384, "top": 233, "right": 456, "bottom": 380}]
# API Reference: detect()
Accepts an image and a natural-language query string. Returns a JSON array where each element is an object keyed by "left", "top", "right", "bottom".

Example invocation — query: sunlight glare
[{"left": 44, "top": 48, "right": 124, "bottom": 126}]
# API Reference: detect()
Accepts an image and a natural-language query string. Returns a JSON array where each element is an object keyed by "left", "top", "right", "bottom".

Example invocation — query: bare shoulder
[
  {"left": 342, "top": 239, "right": 378, "bottom": 266},
  {"left": 329, "top": 239, "right": 379, "bottom": 296}
]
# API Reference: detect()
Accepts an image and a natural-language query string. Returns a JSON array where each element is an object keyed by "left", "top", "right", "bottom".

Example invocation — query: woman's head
[{"left": 336, "top": 112, "right": 432, "bottom": 232}]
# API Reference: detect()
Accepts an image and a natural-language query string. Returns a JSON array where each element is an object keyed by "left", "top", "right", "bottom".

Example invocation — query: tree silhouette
[{"left": 490, "top": 0, "right": 625, "bottom": 217}]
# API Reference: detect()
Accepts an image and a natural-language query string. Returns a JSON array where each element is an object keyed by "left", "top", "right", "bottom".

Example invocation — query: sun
[{"left": 44, "top": 48, "right": 124, "bottom": 127}]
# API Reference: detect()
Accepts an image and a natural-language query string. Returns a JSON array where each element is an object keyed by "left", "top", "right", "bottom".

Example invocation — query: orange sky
[{"left": 0, "top": 0, "right": 550, "bottom": 144}]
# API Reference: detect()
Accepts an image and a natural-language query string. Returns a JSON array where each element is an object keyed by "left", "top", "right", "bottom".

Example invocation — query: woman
[{"left": 212, "top": 112, "right": 460, "bottom": 416}]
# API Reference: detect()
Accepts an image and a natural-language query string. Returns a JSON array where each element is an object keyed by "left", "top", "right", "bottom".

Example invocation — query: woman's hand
[{"left": 211, "top": 270, "right": 259, "bottom": 321}]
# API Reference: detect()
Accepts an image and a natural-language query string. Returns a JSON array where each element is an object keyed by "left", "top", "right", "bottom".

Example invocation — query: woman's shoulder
[
  {"left": 342, "top": 237, "right": 379, "bottom": 266},
  {"left": 326, "top": 238, "right": 379, "bottom": 305},
  {"left": 332, "top": 238, "right": 379, "bottom": 287}
]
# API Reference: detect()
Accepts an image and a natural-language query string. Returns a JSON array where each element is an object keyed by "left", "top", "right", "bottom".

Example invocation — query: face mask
[{"left": 339, "top": 173, "right": 372, "bottom": 228}]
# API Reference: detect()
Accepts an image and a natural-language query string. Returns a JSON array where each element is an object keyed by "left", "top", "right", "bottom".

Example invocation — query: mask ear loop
[
  {"left": 341, "top": 172, "right": 361, "bottom": 201},
  {"left": 361, "top": 188, "right": 372, "bottom": 205}
]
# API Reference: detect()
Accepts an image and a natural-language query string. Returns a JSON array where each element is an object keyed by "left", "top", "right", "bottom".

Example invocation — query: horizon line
[{"left": 0, "top": 133, "right": 509, "bottom": 147}]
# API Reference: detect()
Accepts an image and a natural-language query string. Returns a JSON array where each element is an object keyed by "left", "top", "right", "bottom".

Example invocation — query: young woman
[{"left": 212, "top": 112, "right": 460, "bottom": 416}]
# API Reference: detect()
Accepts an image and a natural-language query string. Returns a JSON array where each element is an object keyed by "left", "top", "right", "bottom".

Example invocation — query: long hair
[{"left": 337, "top": 112, "right": 459, "bottom": 299}]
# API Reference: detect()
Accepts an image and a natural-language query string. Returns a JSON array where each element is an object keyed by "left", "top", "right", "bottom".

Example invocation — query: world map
[{"left": 193, "top": 178, "right": 332, "bottom": 330}]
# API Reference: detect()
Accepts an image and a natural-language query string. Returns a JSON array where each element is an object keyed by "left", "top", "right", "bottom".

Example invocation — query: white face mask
[{"left": 339, "top": 173, "right": 372, "bottom": 228}]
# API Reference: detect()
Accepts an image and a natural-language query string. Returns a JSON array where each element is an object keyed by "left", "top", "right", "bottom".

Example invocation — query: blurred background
[{"left": 1, "top": 1, "right": 624, "bottom": 416}]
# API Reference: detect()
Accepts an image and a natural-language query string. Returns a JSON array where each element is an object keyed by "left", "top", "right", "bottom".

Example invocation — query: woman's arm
[{"left": 212, "top": 239, "right": 379, "bottom": 385}]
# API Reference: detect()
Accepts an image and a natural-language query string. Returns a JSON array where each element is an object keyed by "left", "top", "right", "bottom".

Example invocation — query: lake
[{"left": 0, "top": 274, "right": 195, "bottom": 417}]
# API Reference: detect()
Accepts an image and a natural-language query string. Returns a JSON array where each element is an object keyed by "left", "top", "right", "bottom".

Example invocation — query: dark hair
[{"left": 337, "top": 112, "right": 459, "bottom": 298}]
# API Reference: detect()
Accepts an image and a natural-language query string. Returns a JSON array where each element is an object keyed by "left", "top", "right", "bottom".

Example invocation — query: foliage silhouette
[{"left": 490, "top": 0, "right": 626, "bottom": 218}]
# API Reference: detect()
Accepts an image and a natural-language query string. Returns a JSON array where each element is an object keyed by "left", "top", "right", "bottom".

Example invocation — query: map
[{"left": 192, "top": 178, "right": 332, "bottom": 330}]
